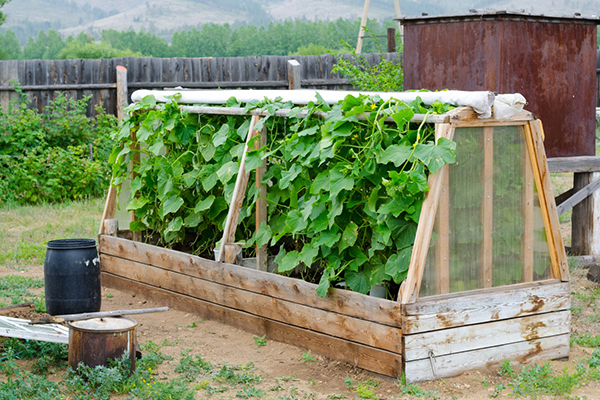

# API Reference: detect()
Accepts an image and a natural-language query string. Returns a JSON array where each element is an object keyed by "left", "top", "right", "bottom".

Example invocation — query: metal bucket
[{"left": 68, "top": 317, "right": 137, "bottom": 374}]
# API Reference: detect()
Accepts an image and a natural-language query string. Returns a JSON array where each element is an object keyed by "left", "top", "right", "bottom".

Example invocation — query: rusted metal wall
[{"left": 403, "top": 14, "right": 598, "bottom": 158}]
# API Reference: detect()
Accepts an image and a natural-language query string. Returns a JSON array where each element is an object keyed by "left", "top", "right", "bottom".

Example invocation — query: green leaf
[
  {"left": 182, "top": 169, "right": 200, "bottom": 188},
  {"left": 279, "top": 163, "right": 302, "bottom": 189},
  {"left": 385, "top": 247, "right": 412, "bottom": 283},
  {"left": 278, "top": 250, "right": 302, "bottom": 272},
  {"left": 391, "top": 107, "right": 415, "bottom": 129},
  {"left": 130, "top": 220, "right": 147, "bottom": 232},
  {"left": 367, "top": 187, "right": 379, "bottom": 213},
  {"left": 213, "top": 124, "right": 230, "bottom": 147},
  {"left": 310, "top": 171, "right": 330, "bottom": 194},
  {"left": 345, "top": 269, "right": 371, "bottom": 294},
  {"left": 413, "top": 137, "right": 456, "bottom": 174},
  {"left": 378, "top": 195, "right": 415, "bottom": 218},
  {"left": 161, "top": 195, "right": 184, "bottom": 218},
  {"left": 194, "top": 195, "right": 215, "bottom": 213},
  {"left": 127, "top": 196, "right": 149, "bottom": 211},
  {"left": 313, "top": 227, "right": 341, "bottom": 248},
  {"left": 184, "top": 212, "right": 202, "bottom": 228},
  {"left": 164, "top": 216, "right": 183, "bottom": 234},
  {"left": 297, "top": 125, "right": 318, "bottom": 137},
  {"left": 207, "top": 197, "right": 228, "bottom": 219},
  {"left": 245, "top": 149, "right": 264, "bottom": 174},
  {"left": 339, "top": 222, "right": 358, "bottom": 252},
  {"left": 148, "top": 140, "right": 165, "bottom": 156},
  {"left": 255, "top": 221, "right": 273, "bottom": 248},
  {"left": 299, "top": 243, "right": 319, "bottom": 267},
  {"left": 316, "top": 267, "right": 334, "bottom": 298},
  {"left": 286, "top": 210, "right": 308, "bottom": 233},
  {"left": 329, "top": 167, "right": 354, "bottom": 197},
  {"left": 377, "top": 143, "right": 413, "bottom": 167},
  {"left": 407, "top": 169, "right": 428, "bottom": 195},
  {"left": 217, "top": 161, "right": 239, "bottom": 184},
  {"left": 348, "top": 247, "right": 368, "bottom": 271},
  {"left": 157, "top": 170, "right": 174, "bottom": 200},
  {"left": 199, "top": 136, "right": 216, "bottom": 161}
]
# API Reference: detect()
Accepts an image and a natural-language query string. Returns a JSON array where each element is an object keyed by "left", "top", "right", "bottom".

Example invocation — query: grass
[{"left": 0, "top": 197, "right": 105, "bottom": 270}]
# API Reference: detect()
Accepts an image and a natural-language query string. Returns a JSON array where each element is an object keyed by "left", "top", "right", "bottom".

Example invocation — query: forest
[{"left": 0, "top": 18, "right": 398, "bottom": 60}]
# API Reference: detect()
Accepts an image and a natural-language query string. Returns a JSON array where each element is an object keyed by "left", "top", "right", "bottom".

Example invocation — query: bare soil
[{"left": 1, "top": 261, "right": 599, "bottom": 399}]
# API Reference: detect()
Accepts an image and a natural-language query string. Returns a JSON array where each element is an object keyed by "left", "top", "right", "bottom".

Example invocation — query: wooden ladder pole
[
  {"left": 393, "top": 0, "right": 403, "bottom": 46},
  {"left": 522, "top": 133, "right": 535, "bottom": 282},
  {"left": 99, "top": 66, "right": 128, "bottom": 235},
  {"left": 218, "top": 115, "right": 262, "bottom": 263},
  {"left": 256, "top": 124, "right": 268, "bottom": 271},
  {"left": 356, "top": 0, "right": 371, "bottom": 53}
]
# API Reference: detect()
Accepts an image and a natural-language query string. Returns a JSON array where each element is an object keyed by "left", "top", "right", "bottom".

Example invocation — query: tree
[
  {"left": 0, "top": 30, "right": 22, "bottom": 59},
  {"left": 0, "top": 0, "right": 10, "bottom": 27}
]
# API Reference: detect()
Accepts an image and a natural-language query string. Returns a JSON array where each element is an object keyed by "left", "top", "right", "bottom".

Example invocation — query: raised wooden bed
[{"left": 99, "top": 89, "right": 570, "bottom": 383}]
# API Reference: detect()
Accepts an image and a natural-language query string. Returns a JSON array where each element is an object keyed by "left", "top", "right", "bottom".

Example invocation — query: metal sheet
[{"left": 404, "top": 16, "right": 597, "bottom": 157}]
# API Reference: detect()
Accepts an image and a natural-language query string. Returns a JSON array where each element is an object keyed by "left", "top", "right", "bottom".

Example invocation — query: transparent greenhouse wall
[{"left": 420, "top": 125, "right": 552, "bottom": 297}]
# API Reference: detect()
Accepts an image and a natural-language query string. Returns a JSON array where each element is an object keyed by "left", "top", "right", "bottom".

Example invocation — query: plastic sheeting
[{"left": 131, "top": 89, "right": 498, "bottom": 118}]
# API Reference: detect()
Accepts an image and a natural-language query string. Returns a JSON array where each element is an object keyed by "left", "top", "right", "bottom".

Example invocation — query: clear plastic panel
[{"left": 420, "top": 125, "right": 552, "bottom": 297}]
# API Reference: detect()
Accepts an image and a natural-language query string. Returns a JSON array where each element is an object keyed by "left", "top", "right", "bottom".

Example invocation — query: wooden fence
[{"left": 0, "top": 53, "right": 396, "bottom": 116}]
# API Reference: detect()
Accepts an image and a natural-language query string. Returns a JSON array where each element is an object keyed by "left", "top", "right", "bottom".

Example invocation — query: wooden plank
[
  {"left": 287, "top": 59, "right": 302, "bottom": 90},
  {"left": 101, "top": 272, "right": 404, "bottom": 378},
  {"left": 481, "top": 127, "right": 494, "bottom": 288},
  {"left": 99, "top": 185, "right": 118, "bottom": 235},
  {"left": 547, "top": 156, "right": 600, "bottom": 173},
  {"left": 255, "top": 125, "right": 268, "bottom": 272},
  {"left": 435, "top": 169, "right": 450, "bottom": 294},
  {"left": 404, "top": 310, "right": 570, "bottom": 361},
  {"left": 522, "top": 144, "right": 535, "bottom": 282},
  {"left": 217, "top": 115, "right": 261, "bottom": 262},
  {"left": 404, "top": 333, "right": 569, "bottom": 383},
  {"left": 557, "top": 173, "right": 600, "bottom": 216},
  {"left": 402, "top": 280, "right": 570, "bottom": 334},
  {"left": 98, "top": 235, "right": 404, "bottom": 327},
  {"left": 527, "top": 121, "right": 570, "bottom": 281},
  {"left": 101, "top": 254, "right": 402, "bottom": 352},
  {"left": 116, "top": 66, "right": 128, "bottom": 122},
  {"left": 399, "top": 123, "right": 455, "bottom": 304}
]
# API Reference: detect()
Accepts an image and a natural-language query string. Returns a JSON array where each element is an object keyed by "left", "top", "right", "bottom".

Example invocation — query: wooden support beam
[
  {"left": 218, "top": 115, "right": 262, "bottom": 262},
  {"left": 399, "top": 123, "right": 455, "bottom": 304},
  {"left": 547, "top": 156, "right": 600, "bottom": 173},
  {"left": 356, "top": 0, "right": 371, "bottom": 53},
  {"left": 481, "top": 127, "right": 494, "bottom": 288},
  {"left": 255, "top": 125, "right": 268, "bottom": 271},
  {"left": 435, "top": 170, "right": 450, "bottom": 295},
  {"left": 525, "top": 121, "right": 569, "bottom": 281},
  {"left": 557, "top": 174, "right": 600, "bottom": 216},
  {"left": 522, "top": 145, "right": 534, "bottom": 282}
]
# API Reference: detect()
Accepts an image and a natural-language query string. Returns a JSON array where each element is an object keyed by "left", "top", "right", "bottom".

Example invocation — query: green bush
[{"left": 0, "top": 85, "right": 117, "bottom": 205}]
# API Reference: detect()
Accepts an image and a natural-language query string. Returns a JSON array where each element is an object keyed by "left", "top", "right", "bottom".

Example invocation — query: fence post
[
  {"left": 287, "top": 59, "right": 302, "bottom": 90},
  {"left": 116, "top": 65, "right": 128, "bottom": 121},
  {"left": 0, "top": 60, "right": 18, "bottom": 110},
  {"left": 387, "top": 28, "right": 396, "bottom": 53}
]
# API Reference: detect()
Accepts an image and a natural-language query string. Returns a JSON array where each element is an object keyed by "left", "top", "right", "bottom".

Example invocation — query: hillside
[{"left": 1, "top": 0, "right": 598, "bottom": 44}]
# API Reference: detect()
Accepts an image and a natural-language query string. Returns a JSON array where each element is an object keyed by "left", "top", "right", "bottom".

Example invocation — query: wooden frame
[{"left": 98, "top": 101, "right": 570, "bottom": 383}]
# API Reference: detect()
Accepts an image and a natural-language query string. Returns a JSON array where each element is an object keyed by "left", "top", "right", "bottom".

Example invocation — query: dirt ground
[{"left": 1, "top": 261, "right": 600, "bottom": 400}]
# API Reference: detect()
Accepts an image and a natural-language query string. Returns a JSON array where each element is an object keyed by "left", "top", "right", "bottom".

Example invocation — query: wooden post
[
  {"left": 572, "top": 172, "right": 593, "bottom": 255},
  {"left": 218, "top": 115, "right": 262, "bottom": 262},
  {"left": 255, "top": 126, "right": 268, "bottom": 271},
  {"left": 387, "top": 28, "right": 396, "bottom": 53},
  {"left": 592, "top": 172, "right": 600, "bottom": 256},
  {"left": 116, "top": 65, "right": 128, "bottom": 122},
  {"left": 394, "top": 0, "right": 404, "bottom": 46},
  {"left": 435, "top": 170, "right": 450, "bottom": 294},
  {"left": 99, "top": 66, "right": 128, "bottom": 235},
  {"left": 0, "top": 60, "right": 18, "bottom": 111},
  {"left": 522, "top": 140, "right": 534, "bottom": 282},
  {"left": 356, "top": 0, "right": 371, "bottom": 53},
  {"left": 287, "top": 60, "right": 302, "bottom": 90},
  {"left": 481, "top": 127, "right": 494, "bottom": 288}
]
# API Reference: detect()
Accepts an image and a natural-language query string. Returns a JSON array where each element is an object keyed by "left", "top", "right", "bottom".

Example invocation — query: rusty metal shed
[{"left": 400, "top": 11, "right": 599, "bottom": 158}]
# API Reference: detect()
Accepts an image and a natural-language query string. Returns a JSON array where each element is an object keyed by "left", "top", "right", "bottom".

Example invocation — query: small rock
[{"left": 587, "top": 264, "right": 600, "bottom": 283}]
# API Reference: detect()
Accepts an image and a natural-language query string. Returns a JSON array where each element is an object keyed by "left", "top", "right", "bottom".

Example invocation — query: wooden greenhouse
[{"left": 98, "top": 89, "right": 570, "bottom": 383}]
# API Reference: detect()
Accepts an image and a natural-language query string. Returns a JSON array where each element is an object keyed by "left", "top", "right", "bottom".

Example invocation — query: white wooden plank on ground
[{"left": 0, "top": 316, "right": 69, "bottom": 344}]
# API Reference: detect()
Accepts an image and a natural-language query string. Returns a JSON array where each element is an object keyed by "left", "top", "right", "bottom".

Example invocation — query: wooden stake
[
  {"left": 481, "top": 127, "right": 494, "bottom": 288},
  {"left": 218, "top": 115, "right": 262, "bottom": 262},
  {"left": 255, "top": 125, "right": 268, "bottom": 271},
  {"left": 435, "top": 169, "right": 450, "bottom": 294},
  {"left": 522, "top": 138, "right": 535, "bottom": 282},
  {"left": 356, "top": 0, "right": 371, "bottom": 53}
]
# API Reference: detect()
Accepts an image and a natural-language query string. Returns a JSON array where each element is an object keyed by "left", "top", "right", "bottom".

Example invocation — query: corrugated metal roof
[{"left": 398, "top": 10, "right": 600, "bottom": 25}]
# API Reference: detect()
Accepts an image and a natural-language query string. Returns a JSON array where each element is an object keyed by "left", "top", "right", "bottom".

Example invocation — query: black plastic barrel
[{"left": 44, "top": 239, "right": 101, "bottom": 316}]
